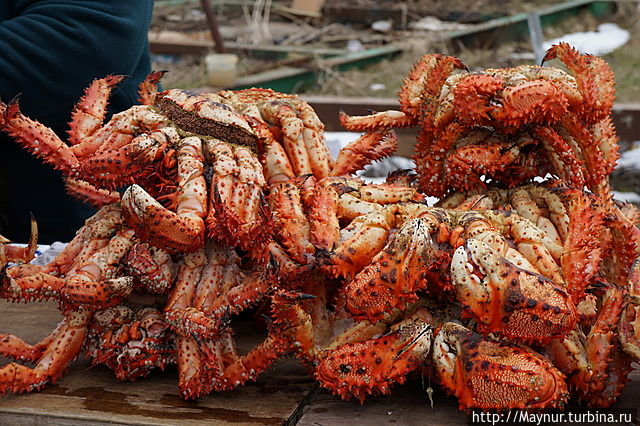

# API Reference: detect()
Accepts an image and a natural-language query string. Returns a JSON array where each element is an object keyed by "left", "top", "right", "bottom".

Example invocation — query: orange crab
[
  {"left": 1, "top": 75, "right": 398, "bottom": 256},
  {"left": 340, "top": 43, "right": 618, "bottom": 197}
]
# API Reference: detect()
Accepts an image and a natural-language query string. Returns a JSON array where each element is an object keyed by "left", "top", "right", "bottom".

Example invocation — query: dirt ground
[
  {"left": 151, "top": 1, "right": 640, "bottom": 102},
  {"left": 306, "top": 4, "right": 640, "bottom": 102}
]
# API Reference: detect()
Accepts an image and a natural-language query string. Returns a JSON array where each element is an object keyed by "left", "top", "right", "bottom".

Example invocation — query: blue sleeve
[{"left": 0, "top": 0, "right": 153, "bottom": 131}]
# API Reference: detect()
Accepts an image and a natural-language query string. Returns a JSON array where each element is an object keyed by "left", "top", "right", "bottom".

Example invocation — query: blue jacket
[{"left": 0, "top": 0, "right": 153, "bottom": 243}]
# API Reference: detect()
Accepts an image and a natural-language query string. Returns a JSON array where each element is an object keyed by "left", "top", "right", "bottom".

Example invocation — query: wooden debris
[{"left": 289, "top": 0, "right": 326, "bottom": 17}]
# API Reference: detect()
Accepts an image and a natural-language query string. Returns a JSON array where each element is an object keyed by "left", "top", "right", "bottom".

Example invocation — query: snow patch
[
  {"left": 613, "top": 191, "right": 640, "bottom": 204},
  {"left": 544, "top": 23, "right": 630, "bottom": 56},
  {"left": 617, "top": 144, "right": 640, "bottom": 170},
  {"left": 324, "top": 131, "right": 362, "bottom": 159}
]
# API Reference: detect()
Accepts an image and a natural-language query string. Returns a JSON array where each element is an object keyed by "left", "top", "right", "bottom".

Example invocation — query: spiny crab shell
[{"left": 433, "top": 322, "right": 569, "bottom": 411}]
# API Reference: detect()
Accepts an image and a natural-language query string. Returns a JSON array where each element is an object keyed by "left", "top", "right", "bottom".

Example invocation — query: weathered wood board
[
  {"left": 298, "top": 371, "right": 640, "bottom": 425},
  {"left": 0, "top": 300, "right": 314, "bottom": 425}
]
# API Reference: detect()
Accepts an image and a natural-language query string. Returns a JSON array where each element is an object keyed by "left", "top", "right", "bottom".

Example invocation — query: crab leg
[
  {"left": 3, "top": 97, "right": 80, "bottom": 173},
  {"left": 205, "top": 139, "right": 240, "bottom": 240},
  {"left": 469, "top": 210, "right": 565, "bottom": 285},
  {"left": 44, "top": 204, "right": 123, "bottom": 277},
  {"left": 592, "top": 117, "right": 620, "bottom": 178},
  {"left": 163, "top": 250, "right": 210, "bottom": 398},
  {"left": 560, "top": 191, "right": 606, "bottom": 303},
  {"left": 3, "top": 98, "right": 167, "bottom": 179},
  {"left": 339, "top": 54, "right": 466, "bottom": 132},
  {"left": 545, "top": 286, "right": 633, "bottom": 408},
  {"left": 2, "top": 230, "right": 136, "bottom": 308},
  {"left": 218, "top": 146, "right": 270, "bottom": 253},
  {"left": 138, "top": 70, "right": 167, "bottom": 106},
  {"left": 0, "top": 327, "right": 60, "bottom": 364},
  {"left": 72, "top": 106, "right": 168, "bottom": 162},
  {"left": 165, "top": 244, "right": 239, "bottom": 339},
  {"left": 122, "top": 136, "right": 207, "bottom": 253},
  {"left": 233, "top": 147, "right": 268, "bottom": 232},
  {"left": 320, "top": 206, "right": 396, "bottom": 279},
  {"left": 200, "top": 270, "right": 271, "bottom": 321},
  {"left": 543, "top": 42, "right": 615, "bottom": 123},
  {"left": 266, "top": 241, "right": 307, "bottom": 280},
  {"left": 345, "top": 217, "right": 441, "bottom": 321},
  {"left": 559, "top": 118, "right": 608, "bottom": 188},
  {"left": 82, "top": 126, "right": 178, "bottom": 189},
  {"left": 165, "top": 245, "right": 277, "bottom": 397},
  {"left": 0, "top": 310, "right": 92, "bottom": 395},
  {"left": 339, "top": 110, "right": 413, "bottom": 132},
  {"left": 414, "top": 122, "right": 467, "bottom": 196},
  {"left": 273, "top": 287, "right": 433, "bottom": 403},
  {"left": 248, "top": 117, "right": 295, "bottom": 185},
  {"left": 308, "top": 182, "right": 341, "bottom": 252},
  {"left": 510, "top": 186, "right": 568, "bottom": 244},
  {"left": 294, "top": 99, "right": 332, "bottom": 178},
  {"left": 620, "top": 257, "right": 640, "bottom": 361},
  {"left": 259, "top": 101, "right": 313, "bottom": 176},
  {"left": 124, "top": 242, "right": 177, "bottom": 294},
  {"left": 164, "top": 250, "right": 208, "bottom": 325},
  {"left": 585, "top": 286, "right": 627, "bottom": 395},
  {"left": 205, "top": 140, "right": 271, "bottom": 258},
  {"left": 64, "top": 177, "right": 121, "bottom": 207},
  {"left": 68, "top": 75, "right": 125, "bottom": 145},
  {"left": 330, "top": 130, "right": 398, "bottom": 176},
  {"left": 208, "top": 330, "right": 284, "bottom": 392},
  {"left": 268, "top": 180, "right": 314, "bottom": 265},
  {"left": 315, "top": 308, "right": 433, "bottom": 403},
  {"left": 168, "top": 244, "right": 272, "bottom": 339},
  {"left": 272, "top": 288, "right": 390, "bottom": 363}
]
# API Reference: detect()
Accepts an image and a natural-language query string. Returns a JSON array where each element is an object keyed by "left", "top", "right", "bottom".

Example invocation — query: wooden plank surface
[
  {"left": 0, "top": 300, "right": 314, "bottom": 425},
  {"left": 298, "top": 371, "right": 640, "bottom": 426}
]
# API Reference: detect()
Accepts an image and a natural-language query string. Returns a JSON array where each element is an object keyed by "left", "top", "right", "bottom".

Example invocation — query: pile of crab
[{"left": 0, "top": 42, "right": 639, "bottom": 413}]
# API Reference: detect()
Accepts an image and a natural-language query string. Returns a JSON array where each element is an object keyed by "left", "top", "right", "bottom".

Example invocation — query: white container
[{"left": 205, "top": 53, "right": 239, "bottom": 87}]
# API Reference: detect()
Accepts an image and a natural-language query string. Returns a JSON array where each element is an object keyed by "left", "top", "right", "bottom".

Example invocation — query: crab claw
[
  {"left": 344, "top": 218, "right": 437, "bottom": 321},
  {"left": 451, "top": 239, "right": 577, "bottom": 343},
  {"left": 433, "top": 322, "right": 569, "bottom": 411},
  {"left": 330, "top": 130, "right": 399, "bottom": 177},
  {"left": 542, "top": 42, "right": 614, "bottom": 123},
  {"left": 0, "top": 214, "right": 38, "bottom": 268},
  {"left": 122, "top": 184, "right": 205, "bottom": 253},
  {"left": 315, "top": 308, "right": 433, "bottom": 403},
  {"left": 2, "top": 266, "right": 133, "bottom": 308},
  {"left": 138, "top": 70, "right": 168, "bottom": 106}
]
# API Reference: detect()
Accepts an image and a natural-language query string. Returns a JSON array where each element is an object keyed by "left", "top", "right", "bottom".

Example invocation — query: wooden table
[
  {"left": 1, "top": 300, "right": 638, "bottom": 425},
  {"left": 0, "top": 301, "right": 314, "bottom": 425}
]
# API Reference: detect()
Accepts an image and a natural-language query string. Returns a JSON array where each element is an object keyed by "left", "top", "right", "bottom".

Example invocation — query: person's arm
[{"left": 0, "top": 0, "right": 153, "bottom": 131}]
